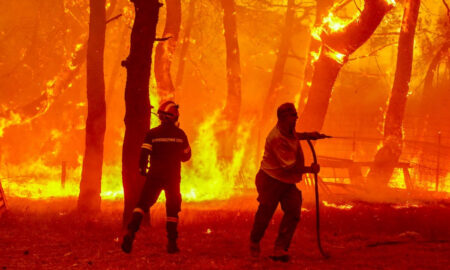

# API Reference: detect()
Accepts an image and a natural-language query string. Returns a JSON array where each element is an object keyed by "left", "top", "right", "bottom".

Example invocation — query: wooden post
[
  {"left": 61, "top": 161, "right": 67, "bottom": 189},
  {"left": 436, "top": 132, "right": 441, "bottom": 192}
]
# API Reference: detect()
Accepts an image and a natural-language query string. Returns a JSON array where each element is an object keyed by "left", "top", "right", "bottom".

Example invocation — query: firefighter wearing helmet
[{"left": 122, "top": 101, "right": 191, "bottom": 254}]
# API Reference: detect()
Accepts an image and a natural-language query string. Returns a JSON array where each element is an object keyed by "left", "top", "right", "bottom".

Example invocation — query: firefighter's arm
[
  {"left": 180, "top": 132, "right": 191, "bottom": 162},
  {"left": 139, "top": 134, "right": 153, "bottom": 176}
]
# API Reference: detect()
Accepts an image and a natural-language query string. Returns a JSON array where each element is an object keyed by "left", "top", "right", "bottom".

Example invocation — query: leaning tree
[{"left": 297, "top": 0, "right": 395, "bottom": 132}]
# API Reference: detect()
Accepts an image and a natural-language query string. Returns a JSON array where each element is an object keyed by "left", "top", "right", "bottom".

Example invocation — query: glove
[
  {"left": 310, "top": 163, "right": 320, "bottom": 174},
  {"left": 139, "top": 166, "right": 148, "bottom": 177}
]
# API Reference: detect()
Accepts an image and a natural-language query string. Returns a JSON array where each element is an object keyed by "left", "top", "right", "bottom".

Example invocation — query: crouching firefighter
[
  {"left": 121, "top": 101, "right": 191, "bottom": 254},
  {"left": 249, "top": 102, "right": 322, "bottom": 262}
]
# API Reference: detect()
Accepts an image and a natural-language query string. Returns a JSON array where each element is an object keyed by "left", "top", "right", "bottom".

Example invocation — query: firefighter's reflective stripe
[
  {"left": 167, "top": 216, "right": 178, "bottom": 223},
  {"left": 133, "top": 207, "right": 145, "bottom": 215},
  {"left": 141, "top": 143, "right": 152, "bottom": 151},
  {"left": 152, "top": 138, "right": 183, "bottom": 143},
  {"left": 183, "top": 146, "right": 191, "bottom": 154}
]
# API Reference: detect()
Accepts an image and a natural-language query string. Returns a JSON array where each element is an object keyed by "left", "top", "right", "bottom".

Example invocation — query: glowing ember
[
  {"left": 322, "top": 201, "right": 353, "bottom": 210},
  {"left": 385, "top": 0, "right": 396, "bottom": 6},
  {"left": 324, "top": 47, "right": 347, "bottom": 64}
]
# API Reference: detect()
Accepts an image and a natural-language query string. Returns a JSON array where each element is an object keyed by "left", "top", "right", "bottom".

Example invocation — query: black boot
[
  {"left": 166, "top": 221, "right": 179, "bottom": 254},
  {"left": 121, "top": 210, "right": 144, "bottom": 253},
  {"left": 167, "top": 239, "right": 180, "bottom": 254}
]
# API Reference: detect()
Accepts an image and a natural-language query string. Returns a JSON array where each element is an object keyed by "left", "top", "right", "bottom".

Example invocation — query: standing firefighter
[
  {"left": 121, "top": 101, "right": 191, "bottom": 254},
  {"left": 250, "top": 102, "right": 321, "bottom": 262}
]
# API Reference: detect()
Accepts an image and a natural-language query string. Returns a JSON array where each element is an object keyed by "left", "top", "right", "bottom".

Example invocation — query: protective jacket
[{"left": 139, "top": 123, "right": 191, "bottom": 179}]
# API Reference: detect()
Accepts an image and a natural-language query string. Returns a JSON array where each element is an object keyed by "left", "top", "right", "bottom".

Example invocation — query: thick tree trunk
[
  {"left": 298, "top": 0, "right": 334, "bottom": 114},
  {"left": 122, "top": 0, "right": 161, "bottom": 227},
  {"left": 154, "top": 0, "right": 181, "bottom": 101},
  {"left": 175, "top": 0, "right": 196, "bottom": 88},
  {"left": 297, "top": 0, "right": 394, "bottom": 132},
  {"left": 220, "top": 0, "right": 241, "bottom": 129},
  {"left": 367, "top": 0, "right": 420, "bottom": 186},
  {"left": 78, "top": 0, "right": 107, "bottom": 212}
]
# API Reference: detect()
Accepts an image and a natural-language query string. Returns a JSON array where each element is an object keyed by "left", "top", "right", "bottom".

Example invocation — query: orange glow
[{"left": 0, "top": 0, "right": 448, "bottom": 205}]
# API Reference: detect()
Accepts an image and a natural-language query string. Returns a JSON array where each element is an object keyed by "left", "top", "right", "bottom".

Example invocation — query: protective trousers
[
  {"left": 250, "top": 170, "right": 302, "bottom": 251},
  {"left": 127, "top": 175, "right": 182, "bottom": 241}
]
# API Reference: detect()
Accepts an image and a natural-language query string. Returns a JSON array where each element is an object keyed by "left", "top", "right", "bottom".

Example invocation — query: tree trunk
[
  {"left": 122, "top": 0, "right": 161, "bottom": 227},
  {"left": 260, "top": 0, "right": 295, "bottom": 131},
  {"left": 297, "top": 0, "right": 394, "bottom": 132},
  {"left": 367, "top": 0, "right": 420, "bottom": 187},
  {"left": 175, "top": 0, "right": 196, "bottom": 88},
  {"left": 220, "top": 0, "right": 241, "bottom": 130},
  {"left": 78, "top": 0, "right": 107, "bottom": 212},
  {"left": 298, "top": 0, "right": 334, "bottom": 114},
  {"left": 154, "top": 0, "right": 181, "bottom": 101}
]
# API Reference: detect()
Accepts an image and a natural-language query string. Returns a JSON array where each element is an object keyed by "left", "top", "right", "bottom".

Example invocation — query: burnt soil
[{"left": 1, "top": 196, "right": 450, "bottom": 270}]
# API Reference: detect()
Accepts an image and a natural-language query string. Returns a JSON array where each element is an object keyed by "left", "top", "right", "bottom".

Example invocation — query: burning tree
[
  {"left": 78, "top": 0, "right": 107, "bottom": 212},
  {"left": 298, "top": 0, "right": 336, "bottom": 114},
  {"left": 297, "top": 0, "right": 395, "bottom": 132},
  {"left": 367, "top": 0, "right": 421, "bottom": 187},
  {"left": 121, "top": 0, "right": 161, "bottom": 226},
  {"left": 154, "top": 0, "right": 181, "bottom": 101}
]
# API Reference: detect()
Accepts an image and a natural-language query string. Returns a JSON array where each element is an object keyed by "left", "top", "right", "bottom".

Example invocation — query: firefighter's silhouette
[
  {"left": 249, "top": 102, "right": 321, "bottom": 262},
  {"left": 122, "top": 101, "right": 191, "bottom": 254}
]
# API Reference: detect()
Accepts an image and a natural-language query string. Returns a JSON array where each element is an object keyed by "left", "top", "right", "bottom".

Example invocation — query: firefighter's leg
[
  {"left": 164, "top": 179, "right": 182, "bottom": 253},
  {"left": 121, "top": 177, "right": 162, "bottom": 253},
  {"left": 273, "top": 186, "right": 302, "bottom": 260},
  {"left": 250, "top": 171, "right": 281, "bottom": 256}
]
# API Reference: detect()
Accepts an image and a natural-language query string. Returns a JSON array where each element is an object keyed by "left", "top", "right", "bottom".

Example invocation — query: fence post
[{"left": 435, "top": 132, "right": 441, "bottom": 192}]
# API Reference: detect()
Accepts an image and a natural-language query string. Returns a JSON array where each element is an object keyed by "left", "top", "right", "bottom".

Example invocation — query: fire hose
[{"left": 303, "top": 134, "right": 332, "bottom": 259}]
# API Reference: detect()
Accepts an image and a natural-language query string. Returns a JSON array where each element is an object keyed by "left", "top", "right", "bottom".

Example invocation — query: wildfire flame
[{"left": 1, "top": 111, "right": 257, "bottom": 202}]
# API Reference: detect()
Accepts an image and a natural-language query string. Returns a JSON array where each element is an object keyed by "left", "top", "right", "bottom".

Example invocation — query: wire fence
[{"left": 311, "top": 114, "right": 450, "bottom": 192}]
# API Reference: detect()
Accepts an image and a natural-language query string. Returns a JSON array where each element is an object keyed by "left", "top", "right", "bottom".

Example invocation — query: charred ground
[{"left": 1, "top": 196, "right": 449, "bottom": 269}]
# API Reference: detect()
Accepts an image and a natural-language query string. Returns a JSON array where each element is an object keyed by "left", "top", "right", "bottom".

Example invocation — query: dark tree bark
[
  {"left": 154, "top": 0, "right": 181, "bottom": 101},
  {"left": 175, "top": 0, "right": 196, "bottom": 88},
  {"left": 78, "top": 0, "right": 107, "bottom": 212},
  {"left": 367, "top": 0, "right": 420, "bottom": 186},
  {"left": 297, "top": 0, "right": 394, "bottom": 132},
  {"left": 122, "top": 0, "right": 161, "bottom": 226},
  {"left": 298, "top": 0, "right": 335, "bottom": 114},
  {"left": 220, "top": 0, "right": 241, "bottom": 129}
]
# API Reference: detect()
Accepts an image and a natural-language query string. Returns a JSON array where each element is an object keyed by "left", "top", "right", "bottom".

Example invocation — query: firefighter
[
  {"left": 249, "top": 102, "right": 321, "bottom": 262},
  {"left": 121, "top": 101, "right": 191, "bottom": 254}
]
